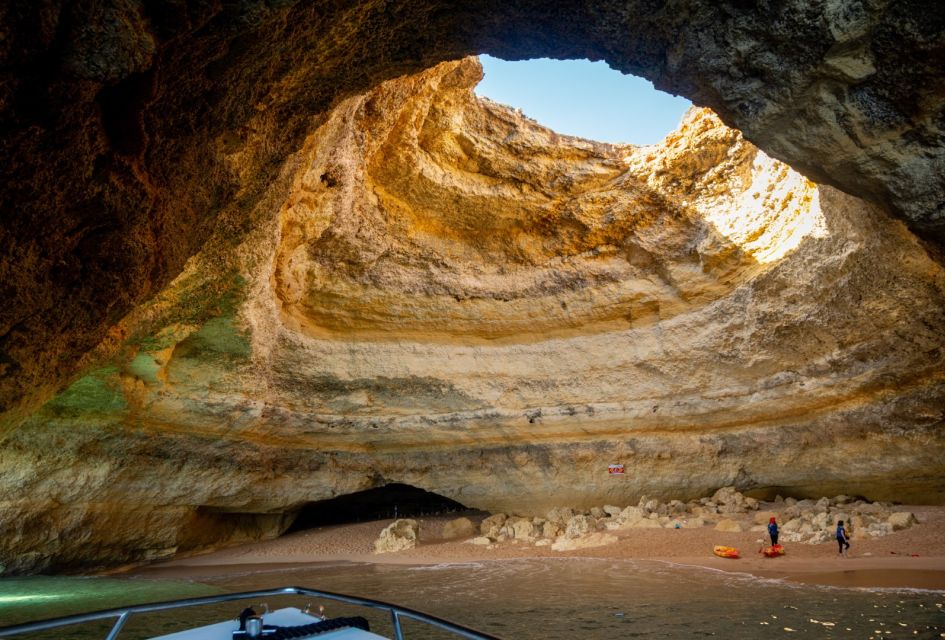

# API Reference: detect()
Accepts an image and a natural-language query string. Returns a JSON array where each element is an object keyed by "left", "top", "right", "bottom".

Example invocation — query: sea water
[{"left": 1, "top": 559, "right": 943, "bottom": 638}]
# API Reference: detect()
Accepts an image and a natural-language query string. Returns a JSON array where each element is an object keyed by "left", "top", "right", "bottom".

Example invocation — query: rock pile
[
  {"left": 455, "top": 488, "right": 920, "bottom": 550},
  {"left": 770, "top": 496, "right": 919, "bottom": 545}
]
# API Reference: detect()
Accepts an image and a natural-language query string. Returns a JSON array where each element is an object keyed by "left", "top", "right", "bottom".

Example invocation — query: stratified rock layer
[
  {"left": 2, "top": 0, "right": 944, "bottom": 435},
  {"left": 1, "top": 59, "right": 942, "bottom": 574}
]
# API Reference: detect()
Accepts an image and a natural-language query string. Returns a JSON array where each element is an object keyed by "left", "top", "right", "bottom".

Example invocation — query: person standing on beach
[
  {"left": 768, "top": 516, "right": 779, "bottom": 546},
  {"left": 836, "top": 519, "right": 851, "bottom": 556}
]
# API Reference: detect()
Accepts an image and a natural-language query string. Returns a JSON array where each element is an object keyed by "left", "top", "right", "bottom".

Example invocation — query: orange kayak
[
  {"left": 762, "top": 544, "right": 785, "bottom": 557},
  {"left": 713, "top": 545, "right": 740, "bottom": 559}
]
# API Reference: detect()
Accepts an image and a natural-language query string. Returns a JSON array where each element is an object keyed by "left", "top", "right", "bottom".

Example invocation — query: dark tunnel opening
[{"left": 285, "top": 483, "right": 469, "bottom": 533}]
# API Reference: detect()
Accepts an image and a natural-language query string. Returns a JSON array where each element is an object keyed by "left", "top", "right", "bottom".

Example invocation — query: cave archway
[
  {"left": 285, "top": 483, "right": 469, "bottom": 533},
  {"left": 2, "top": 1, "right": 943, "bottom": 432}
]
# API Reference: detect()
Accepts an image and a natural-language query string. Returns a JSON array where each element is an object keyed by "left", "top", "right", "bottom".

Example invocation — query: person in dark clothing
[
  {"left": 768, "top": 516, "right": 779, "bottom": 546},
  {"left": 836, "top": 520, "right": 851, "bottom": 556}
]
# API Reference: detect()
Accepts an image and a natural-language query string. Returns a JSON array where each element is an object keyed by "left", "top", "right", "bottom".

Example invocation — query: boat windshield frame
[{"left": 0, "top": 585, "right": 502, "bottom": 640}]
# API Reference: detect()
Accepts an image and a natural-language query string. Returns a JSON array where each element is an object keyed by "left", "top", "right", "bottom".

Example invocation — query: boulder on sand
[
  {"left": 714, "top": 519, "right": 743, "bottom": 533},
  {"left": 374, "top": 519, "right": 419, "bottom": 553},
  {"left": 625, "top": 517, "right": 662, "bottom": 529},
  {"left": 887, "top": 512, "right": 918, "bottom": 531},
  {"left": 545, "top": 507, "right": 575, "bottom": 526},
  {"left": 551, "top": 532, "right": 617, "bottom": 552},
  {"left": 441, "top": 517, "right": 476, "bottom": 540},
  {"left": 480, "top": 513, "right": 507, "bottom": 538},
  {"left": 753, "top": 511, "right": 777, "bottom": 525},
  {"left": 564, "top": 515, "right": 594, "bottom": 538},
  {"left": 508, "top": 516, "right": 538, "bottom": 540}
]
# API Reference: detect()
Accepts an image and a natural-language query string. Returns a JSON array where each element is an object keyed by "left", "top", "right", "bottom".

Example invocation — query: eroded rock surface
[
  {"left": 2, "top": 0, "right": 944, "bottom": 434},
  {"left": 1, "top": 59, "right": 943, "bottom": 574}
]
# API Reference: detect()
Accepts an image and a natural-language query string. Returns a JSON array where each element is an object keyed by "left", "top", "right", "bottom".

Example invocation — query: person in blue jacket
[
  {"left": 768, "top": 516, "right": 779, "bottom": 546},
  {"left": 836, "top": 519, "right": 851, "bottom": 556}
]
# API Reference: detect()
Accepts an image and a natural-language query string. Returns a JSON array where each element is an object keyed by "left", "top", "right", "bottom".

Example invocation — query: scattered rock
[
  {"left": 619, "top": 506, "right": 645, "bottom": 522},
  {"left": 603, "top": 505, "right": 623, "bottom": 517},
  {"left": 509, "top": 516, "right": 538, "bottom": 540},
  {"left": 459, "top": 493, "right": 917, "bottom": 551},
  {"left": 782, "top": 517, "right": 803, "bottom": 532},
  {"left": 441, "top": 517, "right": 476, "bottom": 540},
  {"left": 374, "top": 519, "right": 419, "bottom": 553},
  {"left": 887, "top": 512, "right": 918, "bottom": 531},
  {"left": 564, "top": 515, "right": 594, "bottom": 538},
  {"left": 714, "top": 519, "right": 743, "bottom": 533},
  {"left": 681, "top": 517, "right": 706, "bottom": 529},
  {"left": 545, "top": 507, "right": 574, "bottom": 526},
  {"left": 850, "top": 515, "right": 867, "bottom": 540},
  {"left": 754, "top": 511, "right": 777, "bottom": 525},
  {"left": 542, "top": 521, "right": 563, "bottom": 539},
  {"left": 551, "top": 532, "right": 617, "bottom": 552},
  {"left": 811, "top": 512, "right": 830, "bottom": 529},
  {"left": 480, "top": 513, "right": 507, "bottom": 538},
  {"left": 808, "top": 531, "right": 832, "bottom": 544},
  {"left": 711, "top": 486, "right": 739, "bottom": 505}
]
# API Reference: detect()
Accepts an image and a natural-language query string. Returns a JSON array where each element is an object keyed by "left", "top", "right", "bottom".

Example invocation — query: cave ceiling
[
  {"left": 0, "top": 1, "right": 944, "bottom": 574},
  {"left": 1, "top": 0, "right": 943, "bottom": 429}
]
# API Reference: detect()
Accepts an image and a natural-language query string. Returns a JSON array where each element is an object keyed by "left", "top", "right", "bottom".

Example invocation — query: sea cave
[{"left": 0, "top": 1, "right": 943, "bottom": 581}]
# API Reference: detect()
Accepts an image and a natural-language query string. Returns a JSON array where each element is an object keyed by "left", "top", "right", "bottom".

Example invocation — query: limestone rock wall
[
  {"left": 2, "top": 0, "right": 944, "bottom": 436},
  {"left": 1, "top": 59, "right": 943, "bottom": 574}
]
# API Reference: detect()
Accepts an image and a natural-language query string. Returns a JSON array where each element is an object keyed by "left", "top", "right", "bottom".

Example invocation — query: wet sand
[{"left": 131, "top": 505, "right": 945, "bottom": 590}]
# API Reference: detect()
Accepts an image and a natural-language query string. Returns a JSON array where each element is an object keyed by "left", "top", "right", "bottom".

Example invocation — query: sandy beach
[{"left": 130, "top": 506, "right": 945, "bottom": 591}]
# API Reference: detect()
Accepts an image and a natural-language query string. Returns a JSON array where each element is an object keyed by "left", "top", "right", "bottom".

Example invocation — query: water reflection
[
  {"left": 1, "top": 560, "right": 943, "bottom": 639},
  {"left": 203, "top": 559, "right": 945, "bottom": 639}
]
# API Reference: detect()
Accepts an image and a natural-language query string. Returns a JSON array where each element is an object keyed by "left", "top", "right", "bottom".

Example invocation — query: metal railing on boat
[{"left": 0, "top": 585, "right": 502, "bottom": 640}]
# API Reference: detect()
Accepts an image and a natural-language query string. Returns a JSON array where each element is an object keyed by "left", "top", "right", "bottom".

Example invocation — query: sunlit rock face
[
  {"left": 2, "top": 59, "right": 943, "bottom": 575},
  {"left": 2, "top": 0, "right": 944, "bottom": 437}
]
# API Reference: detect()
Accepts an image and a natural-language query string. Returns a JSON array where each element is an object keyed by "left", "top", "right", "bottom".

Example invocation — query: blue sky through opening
[{"left": 475, "top": 55, "right": 691, "bottom": 145}]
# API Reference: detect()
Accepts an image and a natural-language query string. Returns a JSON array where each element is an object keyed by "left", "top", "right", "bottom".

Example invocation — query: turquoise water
[
  {"left": 0, "top": 576, "right": 221, "bottom": 639},
  {"left": 2, "top": 560, "right": 944, "bottom": 638}
]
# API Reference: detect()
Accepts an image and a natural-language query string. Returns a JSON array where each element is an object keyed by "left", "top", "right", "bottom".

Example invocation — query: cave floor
[{"left": 128, "top": 506, "right": 945, "bottom": 590}]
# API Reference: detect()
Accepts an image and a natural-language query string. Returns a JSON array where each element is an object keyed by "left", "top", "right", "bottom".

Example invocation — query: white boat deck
[{"left": 149, "top": 607, "right": 389, "bottom": 640}]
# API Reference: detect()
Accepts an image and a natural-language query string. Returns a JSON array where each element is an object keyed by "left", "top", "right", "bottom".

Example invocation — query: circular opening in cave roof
[{"left": 475, "top": 55, "right": 692, "bottom": 145}]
